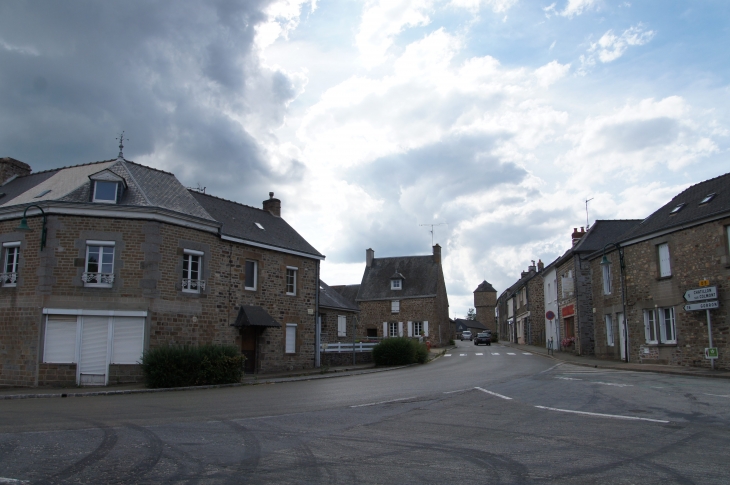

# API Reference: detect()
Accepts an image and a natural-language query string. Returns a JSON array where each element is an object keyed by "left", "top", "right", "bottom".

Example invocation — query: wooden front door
[{"left": 240, "top": 327, "right": 259, "bottom": 374}]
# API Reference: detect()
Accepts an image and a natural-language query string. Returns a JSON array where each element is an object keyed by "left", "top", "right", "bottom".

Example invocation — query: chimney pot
[
  {"left": 433, "top": 244, "right": 442, "bottom": 264},
  {"left": 262, "top": 193, "right": 281, "bottom": 217},
  {"left": 537, "top": 259, "right": 544, "bottom": 272},
  {"left": 366, "top": 248, "right": 374, "bottom": 267},
  {"left": 269, "top": 192, "right": 274, "bottom": 199}
]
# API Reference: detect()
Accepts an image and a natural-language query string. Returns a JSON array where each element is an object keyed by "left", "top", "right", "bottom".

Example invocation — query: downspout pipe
[{"left": 315, "top": 260, "right": 321, "bottom": 368}]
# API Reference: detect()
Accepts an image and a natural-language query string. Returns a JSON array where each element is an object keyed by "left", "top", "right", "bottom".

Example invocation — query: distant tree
[{"left": 466, "top": 308, "right": 476, "bottom": 320}]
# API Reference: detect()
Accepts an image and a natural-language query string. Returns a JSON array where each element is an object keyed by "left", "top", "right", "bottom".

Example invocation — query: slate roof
[
  {"left": 190, "top": 191, "right": 324, "bottom": 259},
  {"left": 232, "top": 305, "right": 281, "bottom": 328},
  {"left": 0, "top": 158, "right": 215, "bottom": 221},
  {"left": 618, "top": 172, "right": 730, "bottom": 243},
  {"left": 330, "top": 284, "right": 361, "bottom": 305},
  {"left": 474, "top": 280, "right": 497, "bottom": 293},
  {"left": 357, "top": 255, "right": 440, "bottom": 301},
  {"left": 319, "top": 280, "right": 359, "bottom": 312},
  {"left": 453, "top": 319, "right": 487, "bottom": 332},
  {"left": 547, "top": 220, "right": 642, "bottom": 269}
]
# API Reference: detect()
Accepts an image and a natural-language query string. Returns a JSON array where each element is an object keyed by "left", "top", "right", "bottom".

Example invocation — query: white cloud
[
  {"left": 256, "top": 0, "right": 318, "bottom": 49},
  {"left": 0, "top": 38, "right": 39, "bottom": 56},
  {"left": 534, "top": 60, "right": 571, "bottom": 87},
  {"left": 448, "top": 0, "right": 519, "bottom": 13},
  {"left": 590, "top": 24, "right": 656, "bottom": 63},
  {"left": 560, "top": 0, "right": 599, "bottom": 18},
  {"left": 356, "top": 0, "right": 436, "bottom": 68}
]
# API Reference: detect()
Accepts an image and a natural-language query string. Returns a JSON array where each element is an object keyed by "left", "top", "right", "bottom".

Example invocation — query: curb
[
  {"left": 0, "top": 364, "right": 410, "bottom": 401},
  {"left": 502, "top": 343, "right": 730, "bottom": 379}
]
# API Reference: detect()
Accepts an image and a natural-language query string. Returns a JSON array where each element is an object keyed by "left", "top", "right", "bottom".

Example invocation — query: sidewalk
[{"left": 502, "top": 341, "right": 730, "bottom": 379}]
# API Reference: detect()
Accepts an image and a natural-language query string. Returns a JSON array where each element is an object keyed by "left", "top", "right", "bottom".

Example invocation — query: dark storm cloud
[{"left": 0, "top": 0, "right": 300, "bottom": 202}]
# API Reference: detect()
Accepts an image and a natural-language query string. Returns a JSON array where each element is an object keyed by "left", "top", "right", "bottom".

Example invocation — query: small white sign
[
  {"left": 683, "top": 300, "right": 719, "bottom": 312},
  {"left": 684, "top": 286, "right": 717, "bottom": 302}
]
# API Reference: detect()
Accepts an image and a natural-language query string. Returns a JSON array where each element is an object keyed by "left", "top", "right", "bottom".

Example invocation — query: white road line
[
  {"left": 507, "top": 353, "right": 516, "bottom": 355},
  {"left": 0, "top": 479, "right": 29, "bottom": 484},
  {"left": 534, "top": 405, "right": 669, "bottom": 423},
  {"left": 523, "top": 352, "right": 532, "bottom": 355},
  {"left": 476, "top": 353, "right": 484, "bottom": 355},
  {"left": 556, "top": 377, "right": 582, "bottom": 381},
  {"left": 593, "top": 381, "right": 633, "bottom": 387},
  {"left": 474, "top": 387, "right": 513, "bottom": 400},
  {"left": 443, "top": 389, "right": 470, "bottom": 394},
  {"left": 445, "top": 354, "right": 452, "bottom": 357},
  {"left": 540, "top": 362, "right": 565, "bottom": 374},
  {"left": 350, "top": 396, "right": 417, "bottom": 408},
  {"left": 491, "top": 352, "right": 500, "bottom": 355},
  {"left": 460, "top": 354, "right": 467, "bottom": 356},
  {"left": 704, "top": 393, "right": 730, "bottom": 398}
]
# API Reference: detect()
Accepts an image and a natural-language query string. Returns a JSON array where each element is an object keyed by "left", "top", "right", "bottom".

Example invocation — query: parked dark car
[{"left": 474, "top": 331, "right": 491, "bottom": 346}]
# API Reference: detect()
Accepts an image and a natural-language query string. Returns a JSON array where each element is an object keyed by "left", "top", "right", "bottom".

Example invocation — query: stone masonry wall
[
  {"left": 526, "top": 275, "right": 545, "bottom": 346},
  {"left": 358, "top": 297, "right": 442, "bottom": 345},
  {"left": 591, "top": 248, "right": 626, "bottom": 361}
]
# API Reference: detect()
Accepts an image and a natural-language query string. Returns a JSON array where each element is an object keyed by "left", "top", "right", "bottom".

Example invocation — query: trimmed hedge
[
  {"left": 141, "top": 344, "right": 245, "bottom": 388},
  {"left": 372, "top": 338, "right": 429, "bottom": 366}
]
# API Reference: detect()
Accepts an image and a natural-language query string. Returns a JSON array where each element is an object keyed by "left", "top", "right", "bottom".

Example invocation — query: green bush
[
  {"left": 372, "top": 338, "right": 428, "bottom": 366},
  {"left": 141, "top": 344, "right": 245, "bottom": 388}
]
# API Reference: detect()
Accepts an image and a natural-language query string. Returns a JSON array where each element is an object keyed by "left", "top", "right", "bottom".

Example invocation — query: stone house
[
  {"left": 473, "top": 280, "right": 497, "bottom": 335},
  {"left": 589, "top": 173, "right": 730, "bottom": 370},
  {"left": 318, "top": 280, "right": 364, "bottom": 366},
  {"left": 495, "top": 263, "right": 543, "bottom": 345},
  {"left": 453, "top": 318, "right": 488, "bottom": 338},
  {"left": 0, "top": 154, "right": 324, "bottom": 387},
  {"left": 542, "top": 258, "right": 560, "bottom": 350},
  {"left": 551, "top": 222, "right": 640, "bottom": 355},
  {"left": 355, "top": 245, "right": 451, "bottom": 346}
]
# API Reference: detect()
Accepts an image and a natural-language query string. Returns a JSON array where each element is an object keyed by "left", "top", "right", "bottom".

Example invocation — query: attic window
[
  {"left": 93, "top": 181, "right": 118, "bottom": 203},
  {"left": 35, "top": 189, "right": 51, "bottom": 198},
  {"left": 670, "top": 203, "right": 685, "bottom": 214},
  {"left": 391, "top": 279, "right": 402, "bottom": 290},
  {"left": 255, "top": 222, "right": 264, "bottom": 230},
  {"left": 700, "top": 193, "right": 716, "bottom": 204}
]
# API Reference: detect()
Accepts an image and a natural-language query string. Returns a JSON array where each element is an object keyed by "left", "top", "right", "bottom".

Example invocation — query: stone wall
[
  {"left": 358, "top": 296, "right": 447, "bottom": 346},
  {"left": 474, "top": 289, "right": 497, "bottom": 335},
  {"left": 321, "top": 351, "right": 374, "bottom": 367},
  {"left": 526, "top": 275, "right": 545, "bottom": 346},
  {"left": 0, "top": 213, "right": 320, "bottom": 386},
  {"left": 591, "top": 247, "right": 626, "bottom": 361}
]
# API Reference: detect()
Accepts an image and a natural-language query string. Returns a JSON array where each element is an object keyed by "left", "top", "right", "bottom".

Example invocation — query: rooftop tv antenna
[
  {"left": 420, "top": 222, "right": 447, "bottom": 246},
  {"left": 116, "top": 131, "right": 129, "bottom": 159},
  {"left": 585, "top": 197, "right": 594, "bottom": 230}
]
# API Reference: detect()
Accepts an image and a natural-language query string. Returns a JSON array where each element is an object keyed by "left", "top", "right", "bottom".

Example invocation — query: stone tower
[{"left": 474, "top": 280, "right": 497, "bottom": 333}]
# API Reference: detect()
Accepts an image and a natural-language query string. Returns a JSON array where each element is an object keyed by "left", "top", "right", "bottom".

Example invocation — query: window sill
[
  {"left": 642, "top": 343, "right": 677, "bottom": 347},
  {"left": 286, "top": 292, "right": 296, "bottom": 296},
  {"left": 244, "top": 286, "right": 257, "bottom": 291},
  {"left": 656, "top": 276, "right": 672, "bottom": 281},
  {"left": 84, "top": 283, "right": 113, "bottom": 289}
]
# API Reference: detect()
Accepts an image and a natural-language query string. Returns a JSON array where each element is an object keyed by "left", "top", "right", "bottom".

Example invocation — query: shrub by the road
[
  {"left": 142, "top": 344, "right": 245, "bottom": 388},
  {"left": 373, "top": 338, "right": 428, "bottom": 366}
]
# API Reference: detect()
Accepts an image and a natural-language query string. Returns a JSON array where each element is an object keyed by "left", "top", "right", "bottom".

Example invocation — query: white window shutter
[
  {"left": 383, "top": 322, "right": 388, "bottom": 338},
  {"left": 44, "top": 316, "right": 79, "bottom": 363},
  {"left": 286, "top": 324, "right": 297, "bottom": 353},
  {"left": 338, "top": 315, "right": 347, "bottom": 337},
  {"left": 423, "top": 321, "right": 429, "bottom": 337},
  {"left": 658, "top": 244, "right": 671, "bottom": 277},
  {"left": 398, "top": 322, "right": 403, "bottom": 337},
  {"left": 407, "top": 321, "right": 413, "bottom": 337},
  {"left": 111, "top": 317, "right": 145, "bottom": 364}
]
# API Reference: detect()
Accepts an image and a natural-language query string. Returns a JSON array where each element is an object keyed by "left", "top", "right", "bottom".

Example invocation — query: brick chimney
[
  {"left": 0, "top": 157, "right": 31, "bottom": 185},
  {"left": 537, "top": 259, "right": 544, "bottom": 272},
  {"left": 262, "top": 192, "right": 281, "bottom": 217},
  {"left": 572, "top": 227, "right": 586, "bottom": 246},
  {"left": 366, "top": 248, "right": 374, "bottom": 267},
  {"left": 433, "top": 244, "right": 442, "bottom": 264}
]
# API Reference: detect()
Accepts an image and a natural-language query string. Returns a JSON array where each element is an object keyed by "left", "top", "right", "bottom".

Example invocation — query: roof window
[
  {"left": 670, "top": 203, "right": 685, "bottom": 214},
  {"left": 699, "top": 193, "right": 716, "bottom": 204},
  {"left": 35, "top": 189, "right": 51, "bottom": 198},
  {"left": 92, "top": 181, "right": 118, "bottom": 203},
  {"left": 255, "top": 222, "right": 264, "bottom": 230}
]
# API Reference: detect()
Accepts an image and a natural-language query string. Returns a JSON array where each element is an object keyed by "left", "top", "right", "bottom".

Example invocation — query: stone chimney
[
  {"left": 537, "top": 259, "right": 544, "bottom": 272},
  {"left": 0, "top": 157, "right": 31, "bottom": 185},
  {"left": 433, "top": 244, "right": 442, "bottom": 264},
  {"left": 366, "top": 248, "right": 374, "bottom": 267},
  {"left": 262, "top": 192, "right": 281, "bottom": 217},
  {"left": 528, "top": 260, "right": 536, "bottom": 273},
  {"left": 572, "top": 227, "right": 586, "bottom": 246}
]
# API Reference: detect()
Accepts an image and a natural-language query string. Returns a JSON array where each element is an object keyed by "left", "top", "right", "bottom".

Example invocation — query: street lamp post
[
  {"left": 15, "top": 205, "right": 48, "bottom": 250},
  {"left": 600, "top": 243, "right": 629, "bottom": 362}
]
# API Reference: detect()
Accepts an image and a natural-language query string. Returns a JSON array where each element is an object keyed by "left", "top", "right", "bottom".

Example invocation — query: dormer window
[
  {"left": 391, "top": 279, "right": 402, "bottom": 290},
  {"left": 93, "top": 181, "right": 118, "bottom": 203},
  {"left": 89, "top": 169, "right": 127, "bottom": 205}
]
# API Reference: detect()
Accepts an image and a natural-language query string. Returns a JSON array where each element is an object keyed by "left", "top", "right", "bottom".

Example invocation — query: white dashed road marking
[
  {"left": 507, "top": 353, "right": 516, "bottom": 355},
  {"left": 476, "top": 353, "right": 483, "bottom": 356},
  {"left": 523, "top": 352, "right": 532, "bottom": 355},
  {"left": 460, "top": 354, "right": 467, "bottom": 356},
  {"left": 475, "top": 387, "right": 513, "bottom": 400},
  {"left": 534, "top": 405, "right": 669, "bottom": 423},
  {"left": 491, "top": 353, "right": 500, "bottom": 355}
]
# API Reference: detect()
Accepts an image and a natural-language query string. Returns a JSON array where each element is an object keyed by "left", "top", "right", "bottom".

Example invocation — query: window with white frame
[
  {"left": 561, "top": 271, "right": 573, "bottom": 298},
  {"left": 644, "top": 309, "right": 658, "bottom": 344},
  {"left": 605, "top": 314, "right": 614, "bottom": 346},
  {"left": 658, "top": 243, "right": 671, "bottom": 277},
  {"left": 413, "top": 321, "right": 423, "bottom": 336},
  {"left": 83, "top": 241, "right": 115, "bottom": 287},
  {"left": 337, "top": 315, "right": 347, "bottom": 337},
  {"left": 391, "top": 279, "right": 402, "bottom": 290},
  {"left": 285, "top": 324, "right": 297, "bottom": 353},
  {"left": 389, "top": 322, "right": 398, "bottom": 337},
  {"left": 659, "top": 307, "right": 676, "bottom": 344},
  {"left": 286, "top": 267, "right": 297, "bottom": 295},
  {"left": 244, "top": 260, "right": 257, "bottom": 290},
  {"left": 602, "top": 262, "right": 612, "bottom": 295},
  {"left": 391, "top": 300, "right": 400, "bottom": 313},
  {"left": 182, "top": 249, "right": 204, "bottom": 293},
  {"left": 92, "top": 181, "right": 119, "bottom": 203},
  {"left": 2, "top": 242, "right": 20, "bottom": 287}
]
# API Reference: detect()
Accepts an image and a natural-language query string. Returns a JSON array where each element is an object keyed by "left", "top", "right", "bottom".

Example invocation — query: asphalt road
[{"left": 1, "top": 340, "right": 729, "bottom": 484}]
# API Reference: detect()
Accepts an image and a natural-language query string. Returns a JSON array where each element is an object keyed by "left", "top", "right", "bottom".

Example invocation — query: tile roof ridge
[
  {"left": 116, "top": 159, "right": 153, "bottom": 206},
  {"left": 15, "top": 159, "right": 116, "bottom": 178},
  {"left": 681, "top": 170, "right": 730, "bottom": 191},
  {"left": 189, "top": 189, "right": 266, "bottom": 213},
  {"left": 373, "top": 254, "right": 433, "bottom": 261},
  {"left": 122, "top": 159, "right": 176, "bottom": 176}
]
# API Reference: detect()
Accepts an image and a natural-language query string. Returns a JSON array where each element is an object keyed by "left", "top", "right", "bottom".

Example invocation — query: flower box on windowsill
[
  {"left": 83, "top": 272, "right": 114, "bottom": 287},
  {"left": 182, "top": 278, "right": 206, "bottom": 293}
]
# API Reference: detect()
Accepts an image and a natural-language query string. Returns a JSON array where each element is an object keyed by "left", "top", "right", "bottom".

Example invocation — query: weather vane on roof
[{"left": 117, "top": 131, "right": 128, "bottom": 159}]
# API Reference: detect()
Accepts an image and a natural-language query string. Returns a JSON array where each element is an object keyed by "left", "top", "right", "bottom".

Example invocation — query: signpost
[
  {"left": 683, "top": 300, "right": 719, "bottom": 312},
  {"left": 684, "top": 285, "right": 720, "bottom": 370},
  {"left": 683, "top": 286, "right": 717, "bottom": 302}
]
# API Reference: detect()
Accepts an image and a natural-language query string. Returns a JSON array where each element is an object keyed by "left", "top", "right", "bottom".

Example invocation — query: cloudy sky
[{"left": 1, "top": 0, "right": 729, "bottom": 317}]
